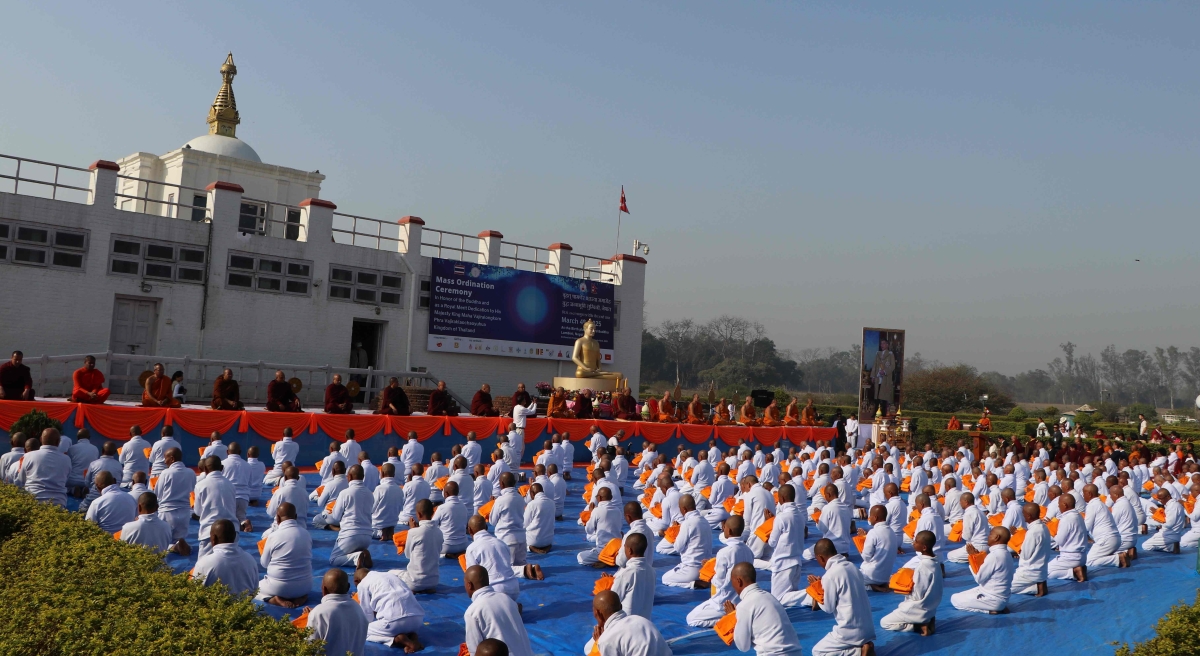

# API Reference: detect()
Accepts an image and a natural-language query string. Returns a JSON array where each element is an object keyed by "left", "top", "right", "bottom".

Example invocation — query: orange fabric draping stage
[{"left": 0, "top": 401, "right": 837, "bottom": 445}]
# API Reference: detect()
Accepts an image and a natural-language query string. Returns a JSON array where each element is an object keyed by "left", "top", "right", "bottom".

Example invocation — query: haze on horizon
[{"left": 1, "top": 1, "right": 1196, "bottom": 375}]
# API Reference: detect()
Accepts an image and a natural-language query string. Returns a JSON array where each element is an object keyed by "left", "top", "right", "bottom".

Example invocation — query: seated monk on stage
[
  {"left": 712, "top": 397, "right": 735, "bottom": 425},
  {"left": 211, "top": 369, "right": 245, "bottom": 411},
  {"left": 71, "top": 355, "right": 110, "bottom": 404},
  {"left": 783, "top": 398, "right": 800, "bottom": 426},
  {"left": 761, "top": 399, "right": 784, "bottom": 427},
  {"left": 510, "top": 383, "right": 532, "bottom": 415},
  {"left": 324, "top": 374, "right": 354, "bottom": 414},
  {"left": 946, "top": 415, "right": 962, "bottom": 430},
  {"left": 686, "top": 394, "right": 707, "bottom": 424},
  {"left": 978, "top": 410, "right": 992, "bottom": 432},
  {"left": 548, "top": 386, "right": 574, "bottom": 419},
  {"left": 0, "top": 350, "right": 35, "bottom": 401},
  {"left": 470, "top": 384, "right": 500, "bottom": 417},
  {"left": 427, "top": 380, "right": 450, "bottom": 416},
  {"left": 266, "top": 370, "right": 302, "bottom": 412},
  {"left": 375, "top": 377, "right": 410, "bottom": 415},
  {"left": 739, "top": 397, "right": 761, "bottom": 427},
  {"left": 142, "top": 363, "right": 181, "bottom": 408},
  {"left": 613, "top": 388, "right": 638, "bottom": 420},
  {"left": 574, "top": 390, "right": 595, "bottom": 420},
  {"left": 799, "top": 398, "right": 818, "bottom": 426},
  {"left": 658, "top": 391, "right": 679, "bottom": 423}
]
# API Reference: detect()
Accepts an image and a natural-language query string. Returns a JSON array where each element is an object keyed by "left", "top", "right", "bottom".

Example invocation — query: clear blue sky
[{"left": 2, "top": 2, "right": 1197, "bottom": 374}]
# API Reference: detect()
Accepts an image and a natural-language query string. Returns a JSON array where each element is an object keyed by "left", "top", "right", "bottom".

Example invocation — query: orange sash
[
  {"left": 968, "top": 550, "right": 987, "bottom": 574},
  {"left": 291, "top": 608, "right": 311, "bottom": 629},
  {"left": 598, "top": 538, "right": 622, "bottom": 566},
  {"left": 479, "top": 499, "right": 495, "bottom": 521},
  {"left": 664, "top": 523, "right": 681, "bottom": 544},
  {"left": 806, "top": 578, "right": 825, "bottom": 605},
  {"left": 1008, "top": 527, "right": 1026, "bottom": 554},
  {"left": 852, "top": 534, "right": 867, "bottom": 553},
  {"left": 714, "top": 611, "right": 737, "bottom": 645},
  {"left": 947, "top": 520, "right": 964, "bottom": 542},
  {"left": 754, "top": 517, "right": 775, "bottom": 542},
  {"left": 593, "top": 573, "right": 614, "bottom": 595},
  {"left": 393, "top": 530, "right": 408, "bottom": 555},
  {"left": 889, "top": 568, "right": 914, "bottom": 594},
  {"left": 698, "top": 557, "right": 717, "bottom": 583}
]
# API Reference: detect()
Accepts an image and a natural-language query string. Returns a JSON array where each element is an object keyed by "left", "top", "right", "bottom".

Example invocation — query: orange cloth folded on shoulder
[
  {"left": 698, "top": 557, "right": 717, "bottom": 583},
  {"left": 755, "top": 517, "right": 775, "bottom": 542},
  {"left": 900, "top": 476, "right": 911, "bottom": 493},
  {"left": 889, "top": 568, "right": 914, "bottom": 595},
  {"left": 988, "top": 513, "right": 1004, "bottom": 527},
  {"left": 968, "top": 550, "right": 988, "bottom": 574},
  {"left": 393, "top": 530, "right": 408, "bottom": 555},
  {"left": 903, "top": 519, "right": 918, "bottom": 539},
  {"left": 480, "top": 499, "right": 495, "bottom": 521},
  {"left": 458, "top": 554, "right": 467, "bottom": 572},
  {"left": 593, "top": 573, "right": 614, "bottom": 595},
  {"left": 714, "top": 611, "right": 737, "bottom": 646},
  {"left": 948, "top": 520, "right": 964, "bottom": 542},
  {"left": 598, "top": 538, "right": 622, "bottom": 567},
  {"left": 434, "top": 476, "right": 449, "bottom": 490},
  {"left": 664, "top": 523, "right": 681, "bottom": 544},
  {"left": 1024, "top": 489, "right": 1035, "bottom": 503},
  {"left": 325, "top": 501, "right": 335, "bottom": 514},
  {"left": 853, "top": 534, "right": 867, "bottom": 553},
  {"left": 806, "top": 578, "right": 825, "bottom": 606},
  {"left": 1008, "top": 527, "right": 1027, "bottom": 554},
  {"left": 1152, "top": 508, "right": 1166, "bottom": 524},
  {"left": 291, "top": 608, "right": 310, "bottom": 629}
]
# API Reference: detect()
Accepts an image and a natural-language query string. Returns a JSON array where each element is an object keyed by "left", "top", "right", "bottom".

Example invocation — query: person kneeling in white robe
[
  {"left": 950, "top": 526, "right": 1013, "bottom": 614},
  {"left": 307, "top": 569, "right": 368, "bottom": 656},
  {"left": 858, "top": 505, "right": 898, "bottom": 590},
  {"left": 463, "top": 565, "right": 535, "bottom": 656},
  {"left": 1144, "top": 489, "right": 1186, "bottom": 554},
  {"left": 661, "top": 495, "right": 713, "bottom": 589},
  {"left": 1012, "top": 503, "right": 1050, "bottom": 596},
  {"left": 609, "top": 533, "right": 656, "bottom": 619},
  {"left": 466, "top": 515, "right": 545, "bottom": 602},
  {"left": 766, "top": 483, "right": 808, "bottom": 606},
  {"left": 881, "top": 530, "right": 943, "bottom": 635},
  {"left": 191, "top": 519, "right": 258, "bottom": 596},
  {"left": 686, "top": 515, "right": 753, "bottom": 627},
  {"left": 354, "top": 568, "right": 424, "bottom": 651},
  {"left": 795, "top": 538, "right": 877, "bottom": 656},
  {"left": 577, "top": 489, "right": 623, "bottom": 566},
  {"left": 119, "top": 491, "right": 173, "bottom": 553},
  {"left": 1047, "top": 494, "right": 1089, "bottom": 582},
  {"left": 585, "top": 590, "right": 671, "bottom": 656},
  {"left": 393, "top": 499, "right": 442, "bottom": 592},
  {"left": 257, "top": 502, "right": 314, "bottom": 608},
  {"left": 726, "top": 562, "right": 804, "bottom": 656}
]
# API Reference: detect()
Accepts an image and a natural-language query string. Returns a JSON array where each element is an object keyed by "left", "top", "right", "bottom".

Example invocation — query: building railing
[
  {"left": 331, "top": 212, "right": 405, "bottom": 251},
  {"left": 26, "top": 352, "right": 439, "bottom": 408},
  {"left": 0, "top": 154, "right": 91, "bottom": 204},
  {"left": 571, "top": 253, "right": 617, "bottom": 282},
  {"left": 113, "top": 174, "right": 212, "bottom": 221},
  {"left": 420, "top": 227, "right": 483, "bottom": 261},
  {"left": 498, "top": 241, "right": 551, "bottom": 272}
]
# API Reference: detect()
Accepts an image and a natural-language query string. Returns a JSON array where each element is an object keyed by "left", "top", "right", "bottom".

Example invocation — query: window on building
[
  {"left": 190, "top": 194, "right": 208, "bottom": 222},
  {"left": 226, "top": 251, "right": 312, "bottom": 296},
  {"left": 328, "top": 264, "right": 403, "bottom": 306},
  {"left": 286, "top": 208, "right": 301, "bottom": 241},
  {"left": 107, "top": 235, "right": 205, "bottom": 283},
  {"left": 238, "top": 201, "right": 266, "bottom": 235},
  {"left": 419, "top": 276, "right": 431, "bottom": 309},
  {"left": 0, "top": 220, "right": 88, "bottom": 270}
]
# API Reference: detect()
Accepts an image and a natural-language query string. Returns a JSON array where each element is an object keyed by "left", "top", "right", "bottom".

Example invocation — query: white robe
[
  {"left": 85, "top": 485, "right": 138, "bottom": 534},
  {"left": 396, "top": 520, "right": 442, "bottom": 591},
  {"left": 951, "top": 544, "right": 1013, "bottom": 613},
  {"left": 192, "top": 543, "right": 259, "bottom": 596},
  {"left": 811, "top": 555, "right": 876, "bottom": 656},
  {"left": 466, "top": 532, "right": 520, "bottom": 599},
  {"left": 859, "top": 522, "right": 898, "bottom": 585},
  {"left": 524, "top": 492, "right": 556, "bottom": 548},
  {"left": 880, "top": 554, "right": 942, "bottom": 631},
  {"left": 432, "top": 495, "right": 470, "bottom": 554},
  {"left": 1013, "top": 520, "right": 1051, "bottom": 594},
  {"left": 661, "top": 510, "right": 712, "bottom": 588},
  {"left": 307, "top": 593, "right": 368, "bottom": 656},
  {"left": 194, "top": 470, "right": 238, "bottom": 551},
  {"left": 611, "top": 556, "right": 656, "bottom": 619},
  {"left": 371, "top": 477, "right": 404, "bottom": 531},
  {"left": 464, "top": 586, "right": 533, "bottom": 656},
  {"left": 732, "top": 584, "right": 803, "bottom": 656},
  {"left": 686, "top": 536, "right": 753, "bottom": 628},
  {"left": 357, "top": 571, "right": 424, "bottom": 643},
  {"left": 119, "top": 512, "right": 173, "bottom": 552},
  {"left": 258, "top": 518, "right": 314, "bottom": 600},
  {"left": 594, "top": 611, "right": 671, "bottom": 656},
  {"left": 1048, "top": 509, "right": 1088, "bottom": 577}
]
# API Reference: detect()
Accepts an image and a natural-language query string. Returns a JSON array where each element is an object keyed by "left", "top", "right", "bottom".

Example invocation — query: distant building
[{"left": 0, "top": 54, "right": 645, "bottom": 403}]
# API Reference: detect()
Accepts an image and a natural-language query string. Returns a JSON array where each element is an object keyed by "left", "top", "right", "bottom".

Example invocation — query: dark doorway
[{"left": 350, "top": 320, "right": 382, "bottom": 403}]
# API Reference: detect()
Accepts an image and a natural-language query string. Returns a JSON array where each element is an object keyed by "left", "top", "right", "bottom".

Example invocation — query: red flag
[{"left": 619, "top": 186, "right": 629, "bottom": 214}]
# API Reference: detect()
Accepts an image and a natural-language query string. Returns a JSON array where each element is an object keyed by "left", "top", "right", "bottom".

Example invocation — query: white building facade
[{"left": 0, "top": 55, "right": 645, "bottom": 404}]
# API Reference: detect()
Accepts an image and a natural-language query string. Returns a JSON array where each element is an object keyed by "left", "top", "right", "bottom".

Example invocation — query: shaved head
[{"left": 593, "top": 590, "right": 622, "bottom": 618}]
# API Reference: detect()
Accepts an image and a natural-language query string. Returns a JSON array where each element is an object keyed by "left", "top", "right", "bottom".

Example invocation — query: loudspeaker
[{"left": 750, "top": 389, "right": 775, "bottom": 408}]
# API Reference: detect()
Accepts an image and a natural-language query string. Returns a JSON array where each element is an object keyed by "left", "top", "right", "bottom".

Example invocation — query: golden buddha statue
[{"left": 571, "top": 319, "right": 623, "bottom": 383}]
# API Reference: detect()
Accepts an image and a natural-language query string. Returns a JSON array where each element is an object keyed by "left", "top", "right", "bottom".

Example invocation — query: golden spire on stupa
[{"left": 206, "top": 53, "right": 241, "bottom": 137}]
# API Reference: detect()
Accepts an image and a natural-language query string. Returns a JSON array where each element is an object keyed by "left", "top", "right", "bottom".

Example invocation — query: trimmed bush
[
  {"left": 0, "top": 484, "right": 319, "bottom": 655},
  {"left": 1115, "top": 590, "right": 1200, "bottom": 656},
  {"left": 1008, "top": 407, "right": 1027, "bottom": 421},
  {"left": 9, "top": 409, "right": 63, "bottom": 442}
]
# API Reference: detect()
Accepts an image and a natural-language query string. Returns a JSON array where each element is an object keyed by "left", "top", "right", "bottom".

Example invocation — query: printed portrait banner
[
  {"left": 426, "top": 257, "right": 616, "bottom": 362},
  {"left": 859, "top": 327, "right": 906, "bottom": 422}
]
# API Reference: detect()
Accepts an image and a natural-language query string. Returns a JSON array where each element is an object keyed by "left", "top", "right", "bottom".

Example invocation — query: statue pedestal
[{"left": 553, "top": 376, "right": 620, "bottom": 392}]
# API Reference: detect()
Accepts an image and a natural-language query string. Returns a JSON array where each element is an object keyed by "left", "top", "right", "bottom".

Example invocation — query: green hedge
[
  {"left": 1116, "top": 591, "right": 1200, "bottom": 656},
  {"left": 0, "top": 484, "right": 319, "bottom": 655}
]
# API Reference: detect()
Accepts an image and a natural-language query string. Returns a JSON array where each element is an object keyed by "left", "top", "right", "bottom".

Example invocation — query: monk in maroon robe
[
  {"left": 0, "top": 351, "right": 35, "bottom": 401},
  {"left": 574, "top": 390, "right": 594, "bottom": 420},
  {"left": 510, "top": 383, "right": 532, "bottom": 416},
  {"left": 427, "top": 380, "right": 450, "bottom": 416},
  {"left": 613, "top": 388, "right": 638, "bottom": 420},
  {"left": 324, "top": 374, "right": 354, "bottom": 414},
  {"left": 266, "top": 370, "right": 302, "bottom": 412},
  {"left": 375, "top": 377, "right": 411, "bottom": 415},
  {"left": 211, "top": 369, "right": 244, "bottom": 410},
  {"left": 470, "top": 384, "right": 499, "bottom": 416}
]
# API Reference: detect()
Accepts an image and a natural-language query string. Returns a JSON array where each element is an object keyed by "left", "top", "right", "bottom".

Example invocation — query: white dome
[{"left": 182, "top": 134, "right": 261, "bottom": 163}]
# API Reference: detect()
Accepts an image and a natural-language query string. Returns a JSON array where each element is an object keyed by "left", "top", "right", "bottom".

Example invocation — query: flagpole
[{"left": 615, "top": 206, "right": 623, "bottom": 256}]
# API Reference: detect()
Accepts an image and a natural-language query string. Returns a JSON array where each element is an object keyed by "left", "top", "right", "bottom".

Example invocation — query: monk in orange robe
[
  {"left": 783, "top": 399, "right": 800, "bottom": 426},
  {"left": 761, "top": 399, "right": 784, "bottom": 426},
  {"left": 686, "top": 394, "right": 707, "bottom": 424},
  {"left": 142, "top": 363, "right": 180, "bottom": 408},
  {"left": 946, "top": 415, "right": 962, "bottom": 430},
  {"left": 71, "top": 355, "right": 110, "bottom": 404},
  {"left": 658, "top": 391, "right": 679, "bottom": 423},
  {"left": 548, "top": 386, "right": 574, "bottom": 418},
  {"left": 712, "top": 398, "right": 734, "bottom": 425},
  {"left": 799, "top": 398, "right": 818, "bottom": 426},
  {"left": 211, "top": 369, "right": 245, "bottom": 411},
  {"left": 978, "top": 411, "right": 992, "bottom": 432},
  {"left": 738, "top": 397, "right": 761, "bottom": 427}
]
